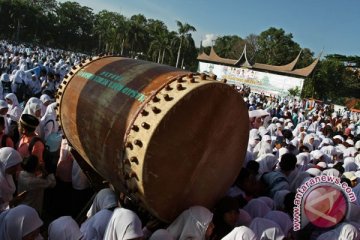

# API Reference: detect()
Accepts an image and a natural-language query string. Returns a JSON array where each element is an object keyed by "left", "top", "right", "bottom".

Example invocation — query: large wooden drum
[{"left": 56, "top": 56, "right": 249, "bottom": 222}]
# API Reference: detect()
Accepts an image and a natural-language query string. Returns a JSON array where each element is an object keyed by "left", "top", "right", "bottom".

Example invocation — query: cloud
[{"left": 202, "top": 34, "right": 218, "bottom": 47}]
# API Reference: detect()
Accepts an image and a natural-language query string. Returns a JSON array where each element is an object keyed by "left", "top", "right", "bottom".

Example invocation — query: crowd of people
[{"left": 0, "top": 40, "right": 360, "bottom": 240}]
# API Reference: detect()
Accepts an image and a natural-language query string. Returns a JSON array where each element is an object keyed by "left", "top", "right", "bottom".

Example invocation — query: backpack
[
  {"left": 40, "top": 119, "right": 62, "bottom": 152},
  {"left": 29, "top": 136, "right": 60, "bottom": 174}
]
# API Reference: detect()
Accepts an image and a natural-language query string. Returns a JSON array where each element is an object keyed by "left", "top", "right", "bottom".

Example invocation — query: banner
[{"left": 198, "top": 62, "right": 304, "bottom": 96}]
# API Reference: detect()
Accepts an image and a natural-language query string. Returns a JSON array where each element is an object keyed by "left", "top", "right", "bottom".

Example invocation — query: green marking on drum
[{"left": 76, "top": 70, "right": 147, "bottom": 102}]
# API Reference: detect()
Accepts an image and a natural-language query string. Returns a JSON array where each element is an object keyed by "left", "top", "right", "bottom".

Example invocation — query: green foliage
[
  {"left": 214, "top": 35, "right": 244, "bottom": 59},
  {"left": 255, "top": 27, "right": 302, "bottom": 65},
  {"left": 288, "top": 86, "right": 301, "bottom": 97}
]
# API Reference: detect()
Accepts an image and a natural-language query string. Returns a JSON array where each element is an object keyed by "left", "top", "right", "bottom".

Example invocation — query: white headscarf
[
  {"left": 273, "top": 190, "right": 290, "bottom": 210},
  {"left": 317, "top": 223, "right": 359, "bottom": 240},
  {"left": 296, "top": 152, "right": 310, "bottom": 171},
  {"left": 264, "top": 211, "right": 293, "bottom": 236},
  {"left": 256, "top": 154, "right": 278, "bottom": 175},
  {"left": 39, "top": 102, "right": 59, "bottom": 140},
  {"left": 257, "top": 196, "right": 274, "bottom": 210},
  {"left": 48, "top": 216, "right": 82, "bottom": 240},
  {"left": 290, "top": 172, "right": 311, "bottom": 192},
  {"left": 80, "top": 209, "right": 113, "bottom": 240},
  {"left": 322, "top": 168, "right": 341, "bottom": 177},
  {"left": 253, "top": 142, "right": 272, "bottom": 159},
  {"left": 249, "top": 217, "right": 285, "bottom": 240},
  {"left": 243, "top": 199, "right": 271, "bottom": 218},
  {"left": 149, "top": 229, "right": 175, "bottom": 240},
  {"left": 0, "top": 204, "right": 43, "bottom": 240},
  {"left": 104, "top": 208, "right": 143, "bottom": 240},
  {"left": 303, "top": 134, "right": 315, "bottom": 151},
  {"left": 221, "top": 226, "right": 257, "bottom": 240},
  {"left": 22, "top": 97, "right": 43, "bottom": 117},
  {"left": 167, "top": 206, "right": 213, "bottom": 240},
  {"left": 0, "top": 147, "right": 23, "bottom": 210},
  {"left": 86, "top": 188, "right": 118, "bottom": 218},
  {"left": 4, "top": 93, "right": 22, "bottom": 122}
]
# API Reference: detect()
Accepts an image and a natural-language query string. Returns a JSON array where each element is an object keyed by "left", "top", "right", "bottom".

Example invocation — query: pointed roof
[
  {"left": 290, "top": 52, "right": 322, "bottom": 77},
  {"left": 197, "top": 47, "right": 319, "bottom": 77},
  {"left": 253, "top": 50, "right": 302, "bottom": 72},
  {"left": 234, "top": 45, "right": 252, "bottom": 68}
]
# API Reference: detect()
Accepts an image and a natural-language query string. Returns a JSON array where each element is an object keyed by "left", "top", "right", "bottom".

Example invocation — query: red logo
[{"left": 304, "top": 185, "right": 347, "bottom": 228}]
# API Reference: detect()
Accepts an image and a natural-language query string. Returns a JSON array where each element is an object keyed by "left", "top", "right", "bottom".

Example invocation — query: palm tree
[{"left": 175, "top": 20, "right": 196, "bottom": 68}]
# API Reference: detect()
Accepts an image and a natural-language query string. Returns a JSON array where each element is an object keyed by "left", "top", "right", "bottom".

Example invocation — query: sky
[{"left": 58, "top": 0, "right": 360, "bottom": 57}]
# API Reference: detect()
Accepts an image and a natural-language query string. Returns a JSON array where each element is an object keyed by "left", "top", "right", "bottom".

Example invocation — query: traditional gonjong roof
[{"left": 197, "top": 46, "right": 321, "bottom": 77}]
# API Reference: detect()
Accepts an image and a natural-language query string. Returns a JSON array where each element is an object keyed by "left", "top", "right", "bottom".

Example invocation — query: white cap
[{"left": 346, "top": 139, "right": 354, "bottom": 146}]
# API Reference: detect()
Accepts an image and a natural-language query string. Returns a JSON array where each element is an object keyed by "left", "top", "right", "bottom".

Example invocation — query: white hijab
[
  {"left": 0, "top": 147, "right": 23, "bottom": 210},
  {"left": 39, "top": 102, "right": 59, "bottom": 140},
  {"left": 80, "top": 209, "right": 113, "bottom": 240},
  {"left": 149, "top": 229, "right": 175, "bottom": 240},
  {"left": 256, "top": 154, "right": 278, "bottom": 175},
  {"left": 48, "top": 216, "right": 82, "bottom": 240},
  {"left": 86, "top": 188, "right": 118, "bottom": 218},
  {"left": 22, "top": 97, "right": 43, "bottom": 117},
  {"left": 103, "top": 207, "right": 143, "bottom": 240},
  {"left": 167, "top": 206, "right": 213, "bottom": 240},
  {"left": 4, "top": 93, "right": 22, "bottom": 122},
  {"left": 249, "top": 217, "right": 285, "bottom": 240},
  {"left": 290, "top": 171, "right": 311, "bottom": 192},
  {"left": 243, "top": 199, "right": 271, "bottom": 219},
  {"left": 317, "top": 223, "right": 359, "bottom": 240},
  {"left": 0, "top": 204, "right": 43, "bottom": 240},
  {"left": 264, "top": 211, "right": 293, "bottom": 236},
  {"left": 273, "top": 190, "right": 290, "bottom": 211},
  {"left": 221, "top": 226, "right": 257, "bottom": 240}
]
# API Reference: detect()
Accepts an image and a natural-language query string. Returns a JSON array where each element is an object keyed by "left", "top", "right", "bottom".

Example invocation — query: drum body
[{"left": 56, "top": 56, "right": 249, "bottom": 222}]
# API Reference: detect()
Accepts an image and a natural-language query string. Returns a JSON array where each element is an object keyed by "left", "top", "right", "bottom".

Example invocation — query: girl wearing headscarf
[
  {"left": 103, "top": 207, "right": 143, "bottom": 240},
  {"left": 80, "top": 209, "right": 113, "bottom": 240},
  {"left": 39, "top": 102, "right": 59, "bottom": 141},
  {"left": 303, "top": 134, "right": 315, "bottom": 151},
  {"left": 243, "top": 199, "right": 271, "bottom": 219},
  {"left": 255, "top": 154, "right": 278, "bottom": 176},
  {"left": 221, "top": 226, "right": 256, "bottom": 240},
  {"left": 22, "top": 97, "right": 43, "bottom": 118},
  {"left": 273, "top": 190, "right": 290, "bottom": 211},
  {"left": 249, "top": 217, "right": 285, "bottom": 240},
  {"left": 5, "top": 93, "right": 22, "bottom": 122},
  {"left": 264, "top": 211, "right": 293, "bottom": 239},
  {"left": 48, "top": 216, "right": 83, "bottom": 240},
  {"left": 0, "top": 204, "right": 43, "bottom": 240},
  {"left": 0, "top": 147, "right": 23, "bottom": 210},
  {"left": 86, "top": 187, "right": 119, "bottom": 218},
  {"left": 167, "top": 206, "right": 214, "bottom": 240},
  {"left": 317, "top": 223, "right": 359, "bottom": 240}
]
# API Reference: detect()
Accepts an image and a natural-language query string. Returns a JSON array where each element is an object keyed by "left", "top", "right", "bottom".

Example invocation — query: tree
[
  {"left": 175, "top": 20, "right": 196, "bottom": 68},
  {"left": 214, "top": 35, "right": 244, "bottom": 59},
  {"left": 55, "top": 1, "right": 95, "bottom": 52},
  {"left": 245, "top": 34, "right": 259, "bottom": 63},
  {"left": 256, "top": 27, "right": 301, "bottom": 65},
  {"left": 128, "top": 14, "right": 147, "bottom": 58},
  {"left": 94, "top": 10, "right": 127, "bottom": 54}
]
